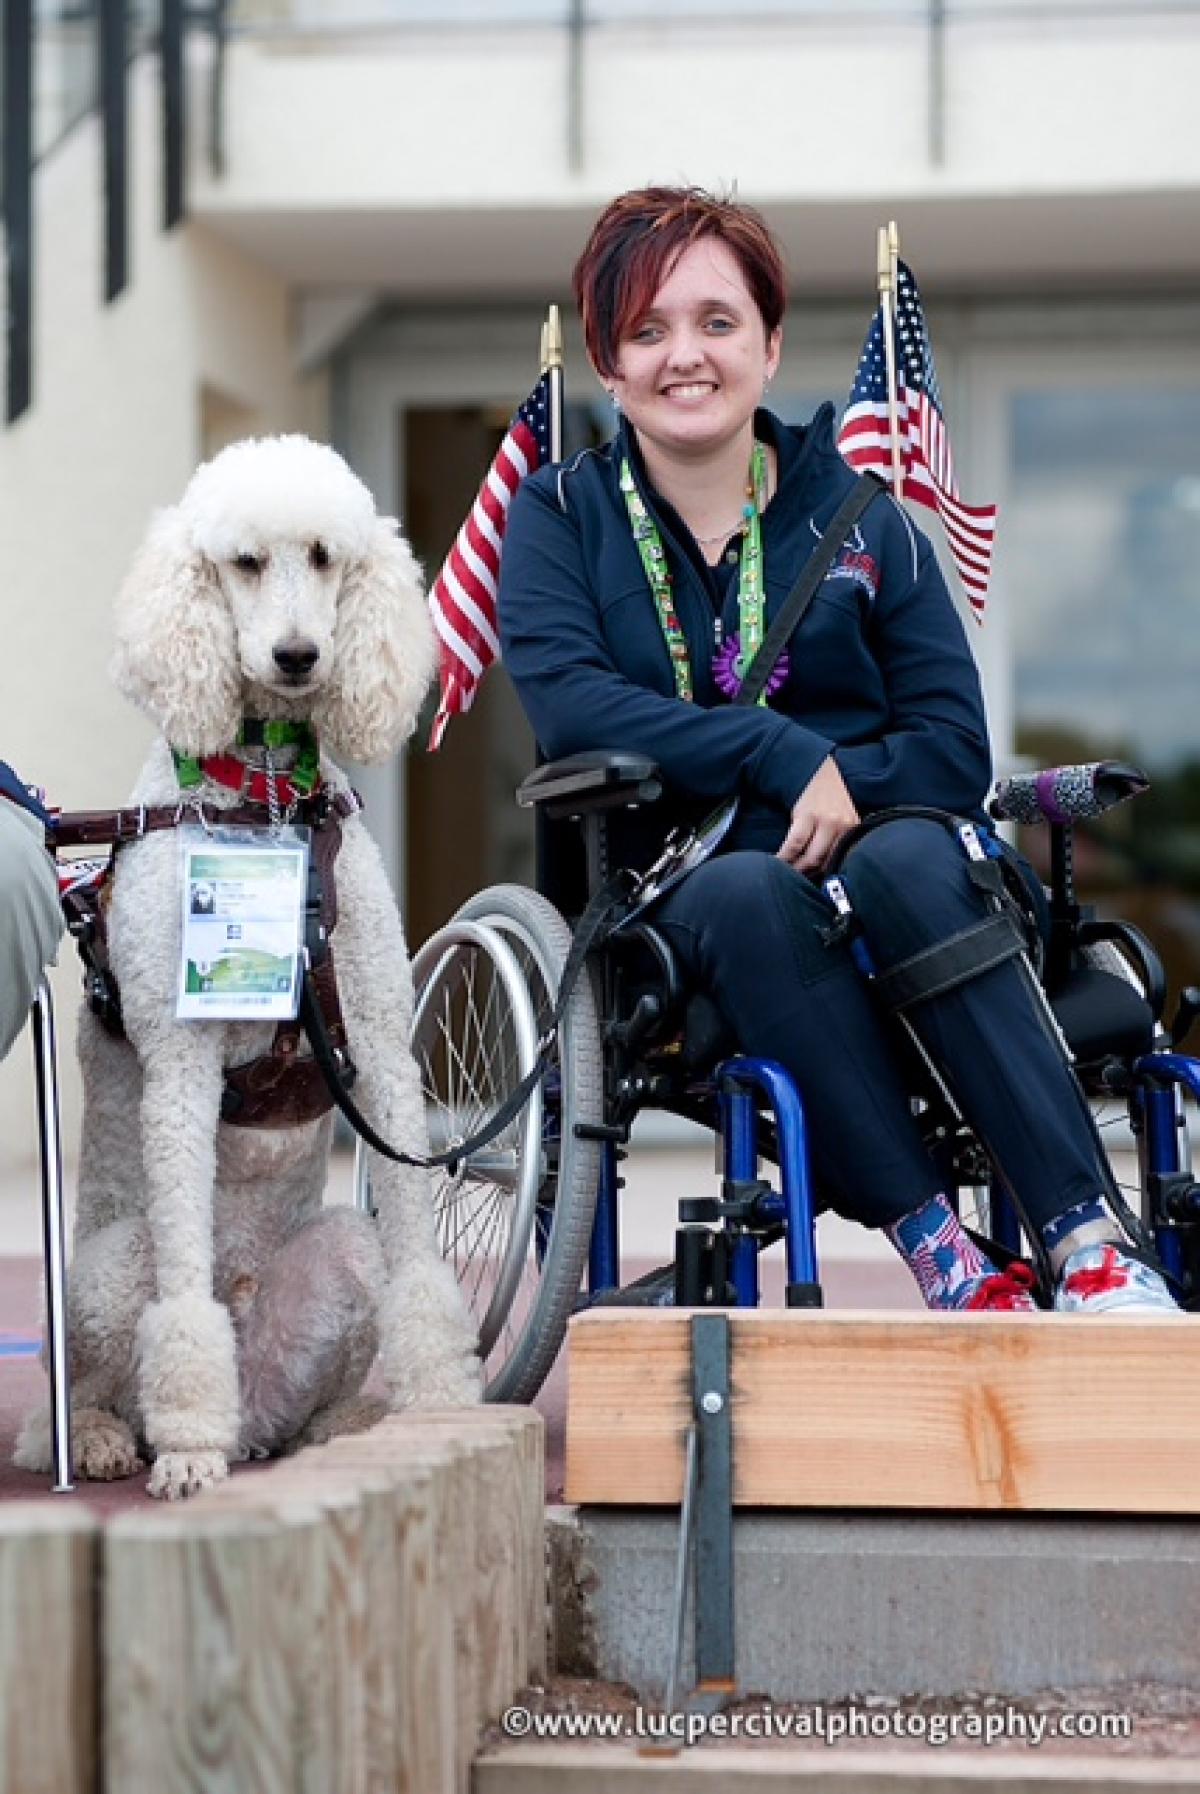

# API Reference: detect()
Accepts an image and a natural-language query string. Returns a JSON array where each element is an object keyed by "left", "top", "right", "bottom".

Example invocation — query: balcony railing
[{"left": 227, "top": 0, "right": 1200, "bottom": 25}]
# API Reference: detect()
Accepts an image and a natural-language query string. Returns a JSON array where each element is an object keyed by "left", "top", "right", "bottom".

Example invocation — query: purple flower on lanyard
[{"left": 712, "top": 632, "right": 790, "bottom": 701}]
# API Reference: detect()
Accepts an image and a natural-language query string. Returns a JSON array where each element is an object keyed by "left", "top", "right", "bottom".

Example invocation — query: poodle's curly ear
[
  {"left": 110, "top": 507, "right": 242, "bottom": 756},
  {"left": 317, "top": 519, "right": 435, "bottom": 764}
]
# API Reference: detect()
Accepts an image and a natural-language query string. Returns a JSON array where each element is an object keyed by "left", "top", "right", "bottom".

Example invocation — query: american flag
[
  {"left": 836, "top": 260, "right": 997, "bottom": 620},
  {"left": 427, "top": 373, "right": 553, "bottom": 749}
]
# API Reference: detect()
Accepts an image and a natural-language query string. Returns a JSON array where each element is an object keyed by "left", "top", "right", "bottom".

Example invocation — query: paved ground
[{"left": 0, "top": 1136, "right": 921, "bottom": 1510}]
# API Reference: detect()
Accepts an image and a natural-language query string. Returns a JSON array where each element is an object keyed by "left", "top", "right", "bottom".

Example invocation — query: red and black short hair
[{"left": 571, "top": 186, "right": 787, "bottom": 380}]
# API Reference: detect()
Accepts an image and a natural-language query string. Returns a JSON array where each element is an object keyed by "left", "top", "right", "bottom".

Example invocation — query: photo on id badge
[{"left": 177, "top": 827, "right": 309, "bottom": 1021}]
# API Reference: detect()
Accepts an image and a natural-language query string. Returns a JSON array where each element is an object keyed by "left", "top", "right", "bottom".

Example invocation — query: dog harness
[{"left": 53, "top": 749, "right": 360, "bottom": 1133}]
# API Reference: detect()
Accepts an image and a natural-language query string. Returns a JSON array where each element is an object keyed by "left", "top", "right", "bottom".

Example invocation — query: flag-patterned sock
[
  {"left": 886, "top": 1194, "right": 996, "bottom": 1310},
  {"left": 1041, "top": 1197, "right": 1118, "bottom": 1276}
]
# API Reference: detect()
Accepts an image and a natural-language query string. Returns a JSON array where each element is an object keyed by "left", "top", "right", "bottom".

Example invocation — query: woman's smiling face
[{"left": 608, "top": 236, "right": 782, "bottom": 461}]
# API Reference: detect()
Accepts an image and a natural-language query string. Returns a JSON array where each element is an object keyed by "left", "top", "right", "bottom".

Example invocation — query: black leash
[
  {"left": 300, "top": 868, "right": 638, "bottom": 1173},
  {"left": 303, "top": 471, "right": 886, "bottom": 1172}
]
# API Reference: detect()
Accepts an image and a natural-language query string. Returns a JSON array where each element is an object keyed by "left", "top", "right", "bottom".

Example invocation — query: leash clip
[{"left": 633, "top": 826, "right": 697, "bottom": 906}]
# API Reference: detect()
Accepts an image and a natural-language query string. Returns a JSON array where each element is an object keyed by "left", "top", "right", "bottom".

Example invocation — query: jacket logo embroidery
[
  {"left": 809, "top": 522, "right": 879, "bottom": 602},
  {"left": 827, "top": 548, "right": 880, "bottom": 602}
]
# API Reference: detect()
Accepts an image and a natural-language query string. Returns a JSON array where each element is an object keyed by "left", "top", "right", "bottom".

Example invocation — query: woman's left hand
[{"left": 777, "top": 757, "right": 859, "bottom": 875}]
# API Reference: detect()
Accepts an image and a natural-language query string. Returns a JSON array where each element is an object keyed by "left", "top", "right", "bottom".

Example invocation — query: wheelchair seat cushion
[{"left": 1047, "top": 965, "right": 1156, "bottom": 1065}]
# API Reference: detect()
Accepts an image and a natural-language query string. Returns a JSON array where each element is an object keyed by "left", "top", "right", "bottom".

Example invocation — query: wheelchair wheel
[
  {"left": 454, "top": 885, "right": 604, "bottom": 1403},
  {"left": 411, "top": 920, "right": 545, "bottom": 1373}
]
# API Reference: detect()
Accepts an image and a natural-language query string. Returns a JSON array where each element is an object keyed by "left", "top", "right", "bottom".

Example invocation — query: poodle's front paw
[
  {"left": 13, "top": 1404, "right": 143, "bottom": 1481},
  {"left": 379, "top": 1267, "right": 485, "bottom": 1410},
  {"left": 148, "top": 1449, "right": 229, "bottom": 1501},
  {"left": 75, "top": 1408, "right": 144, "bottom": 1481},
  {"left": 390, "top": 1345, "right": 484, "bottom": 1411},
  {"left": 136, "top": 1294, "right": 241, "bottom": 1464}
]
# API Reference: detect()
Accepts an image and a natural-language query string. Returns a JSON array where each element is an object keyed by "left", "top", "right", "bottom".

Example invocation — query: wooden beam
[
  {"left": 0, "top": 1506, "right": 96, "bottom": 1794},
  {"left": 197, "top": 1409, "right": 544, "bottom": 1794},
  {"left": 566, "top": 1309, "right": 1200, "bottom": 1513},
  {"left": 377, "top": 1409, "right": 546, "bottom": 1684},
  {"left": 101, "top": 1414, "right": 544, "bottom": 1794},
  {"left": 104, "top": 1507, "right": 326, "bottom": 1792},
  {"left": 205, "top": 1461, "right": 453, "bottom": 1794}
]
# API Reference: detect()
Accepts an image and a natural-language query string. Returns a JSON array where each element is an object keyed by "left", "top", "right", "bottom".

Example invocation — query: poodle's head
[{"left": 112, "top": 435, "right": 435, "bottom": 763}]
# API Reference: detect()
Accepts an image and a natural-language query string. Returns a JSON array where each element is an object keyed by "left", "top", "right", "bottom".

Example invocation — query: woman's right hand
[{"left": 777, "top": 757, "right": 859, "bottom": 875}]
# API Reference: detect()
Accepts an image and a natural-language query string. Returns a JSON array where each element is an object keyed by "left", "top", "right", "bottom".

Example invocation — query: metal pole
[
  {"left": 162, "top": 0, "right": 185, "bottom": 228},
  {"left": 878, "top": 226, "right": 905, "bottom": 502},
  {"left": 100, "top": 0, "right": 129, "bottom": 300},
  {"left": 928, "top": 0, "right": 947, "bottom": 167},
  {"left": 208, "top": 0, "right": 229, "bottom": 179},
  {"left": 665, "top": 1424, "right": 699, "bottom": 1714},
  {"left": 535, "top": 306, "right": 565, "bottom": 898},
  {"left": 353, "top": 1138, "right": 373, "bottom": 1214},
  {"left": 542, "top": 303, "right": 565, "bottom": 463},
  {"left": 31, "top": 979, "right": 74, "bottom": 1493},
  {"left": 566, "top": 0, "right": 586, "bottom": 174},
  {"left": 3, "top": 0, "right": 34, "bottom": 421}
]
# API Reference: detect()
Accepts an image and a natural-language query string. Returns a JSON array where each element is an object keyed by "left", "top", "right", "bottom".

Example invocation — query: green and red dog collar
[{"left": 172, "top": 720, "right": 321, "bottom": 809}]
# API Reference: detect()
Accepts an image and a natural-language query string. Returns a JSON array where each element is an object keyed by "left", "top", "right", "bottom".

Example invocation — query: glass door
[{"left": 977, "top": 344, "right": 1200, "bottom": 1006}]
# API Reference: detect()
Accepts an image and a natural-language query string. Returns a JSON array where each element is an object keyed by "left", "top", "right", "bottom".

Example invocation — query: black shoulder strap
[{"left": 734, "top": 471, "right": 886, "bottom": 710}]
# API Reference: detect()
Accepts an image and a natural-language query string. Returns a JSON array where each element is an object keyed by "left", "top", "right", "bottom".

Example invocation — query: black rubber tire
[{"left": 454, "top": 885, "right": 605, "bottom": 1403}]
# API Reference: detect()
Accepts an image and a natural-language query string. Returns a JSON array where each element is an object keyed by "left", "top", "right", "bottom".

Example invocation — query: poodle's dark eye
[
  {"left": 234, "top": 552, "right": 263, "bottom": 576},
  {"left": 309, "top": 541, "right": 331, "bottom": 571}
]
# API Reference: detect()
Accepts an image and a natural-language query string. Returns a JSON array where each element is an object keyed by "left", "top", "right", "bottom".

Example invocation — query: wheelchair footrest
[{"left": 574, "top": 1262, "right": 676, "bottom": 1310}]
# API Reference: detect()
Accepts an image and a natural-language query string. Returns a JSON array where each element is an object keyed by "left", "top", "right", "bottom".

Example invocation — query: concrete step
[
  {"left": 547, "top": 1507, "right": 1200, "bottom": 1703},
  {"left": 474, "top": 1743, "right": 1200, "bottom": 1791}
]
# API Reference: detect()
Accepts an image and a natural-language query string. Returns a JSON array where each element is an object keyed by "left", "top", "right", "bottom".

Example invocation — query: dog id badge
[{"left": 176, "top": 825, "right": 310, "bottom": 1021}]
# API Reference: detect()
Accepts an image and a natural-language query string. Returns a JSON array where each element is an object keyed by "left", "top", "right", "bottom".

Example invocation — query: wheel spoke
[{"left": 413, "top": 900, "right": 601, "bottom": 1401}]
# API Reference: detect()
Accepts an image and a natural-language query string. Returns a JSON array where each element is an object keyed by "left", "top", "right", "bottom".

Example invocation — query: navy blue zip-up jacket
[{"left": 499, "top": 404, "right": 991, "bottom": 856}]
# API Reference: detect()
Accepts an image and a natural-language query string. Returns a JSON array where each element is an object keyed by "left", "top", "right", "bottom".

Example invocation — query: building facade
[{"left": 2, "top": 0, "right": 1198, "bottom": 1154}]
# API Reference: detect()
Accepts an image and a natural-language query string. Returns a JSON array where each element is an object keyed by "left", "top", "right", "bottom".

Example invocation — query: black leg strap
[{"left": 872, "top": 913, "right": 1026, "bottom": 1013}]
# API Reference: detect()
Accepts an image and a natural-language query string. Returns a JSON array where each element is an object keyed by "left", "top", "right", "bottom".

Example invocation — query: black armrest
[{"left": 517, "top": 751, "right": 663, "bottom": 819}]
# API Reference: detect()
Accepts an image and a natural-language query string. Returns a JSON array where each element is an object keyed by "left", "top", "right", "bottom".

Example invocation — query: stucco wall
[{"left": 0, "top": 58, "right": 328, "bottom": 1172}]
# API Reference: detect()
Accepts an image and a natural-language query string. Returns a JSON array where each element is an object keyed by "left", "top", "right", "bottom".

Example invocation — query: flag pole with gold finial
[
  {"left": 542, "top": 303, "right": 565, "bottom": 464},
  {"left": 878, "top": 222, "right": 904, "bottom": 500}
]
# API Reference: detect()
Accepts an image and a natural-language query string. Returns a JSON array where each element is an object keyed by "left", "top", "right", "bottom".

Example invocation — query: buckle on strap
[{"left": 871, "top": 913, "right": 1025, "bottom": 1013}]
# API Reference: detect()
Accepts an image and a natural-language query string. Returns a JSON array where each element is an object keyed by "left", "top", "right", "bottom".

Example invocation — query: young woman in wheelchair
[{"left": 497, "top": 185, "right": 1180, "bottom": 1318}]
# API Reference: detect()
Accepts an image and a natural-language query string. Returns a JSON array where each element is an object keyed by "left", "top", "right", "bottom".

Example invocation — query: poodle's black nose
[{"left": 273, "top": 640, "right": 320, "bottom": 681}]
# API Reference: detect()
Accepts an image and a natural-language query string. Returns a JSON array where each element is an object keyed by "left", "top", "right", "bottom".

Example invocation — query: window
[{"left": 1002, "top": 382, "right": 1200, "bottom": 1005}]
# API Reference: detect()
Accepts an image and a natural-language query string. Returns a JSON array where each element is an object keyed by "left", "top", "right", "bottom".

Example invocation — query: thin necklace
[
  {"left": 685, "top": 457, "right": 772, "bottom": 547},
  {"left": 693, "top": 515, "right": 753, "bottom": 548}
]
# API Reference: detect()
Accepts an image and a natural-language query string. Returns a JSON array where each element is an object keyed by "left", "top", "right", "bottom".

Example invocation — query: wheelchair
[{"left": 409, "top": 751, "right": 1200, "bottom": 1403}]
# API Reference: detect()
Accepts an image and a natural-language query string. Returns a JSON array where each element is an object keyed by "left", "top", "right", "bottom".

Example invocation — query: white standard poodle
[{"left": 17, "top": 435, "right": 482, "bottom": 1499}]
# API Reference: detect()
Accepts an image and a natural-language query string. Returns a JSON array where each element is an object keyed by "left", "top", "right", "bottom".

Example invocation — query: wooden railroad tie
[{"left": 565, "top": 1308, "right": 1200, "bottom": 1514}]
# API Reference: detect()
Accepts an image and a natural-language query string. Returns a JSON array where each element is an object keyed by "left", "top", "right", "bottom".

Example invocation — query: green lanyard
[{"left": 620, "top": 441, "right": 769, "bottom": 704}]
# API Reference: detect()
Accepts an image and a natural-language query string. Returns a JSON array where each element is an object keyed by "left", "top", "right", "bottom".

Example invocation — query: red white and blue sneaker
[
  {"left": 1054, "top": 1243, "right": 1180, "bottom": 1315},
  {"left": 962, "top": 1261, "right": 1040, "bottom": 1312}
]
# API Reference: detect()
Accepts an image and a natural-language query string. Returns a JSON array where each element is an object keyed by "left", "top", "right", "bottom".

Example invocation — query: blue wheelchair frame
[
  {"left": 586, "top": 1049, "right": 1200, "bottom": 1308},
  {"left": 522, "top": 750, "right": 1200, "bottom": 1314}
]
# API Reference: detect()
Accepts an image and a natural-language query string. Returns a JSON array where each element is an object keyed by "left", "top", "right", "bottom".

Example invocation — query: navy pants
[{"left": 651, "top": 819, "right": 1104, "bottom": 1233}]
